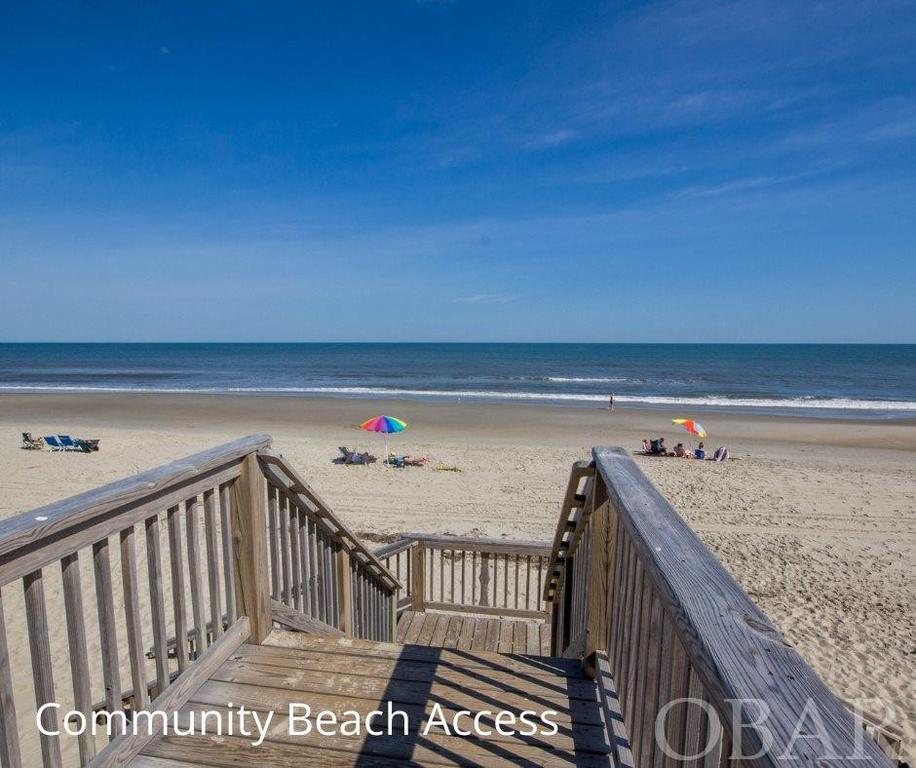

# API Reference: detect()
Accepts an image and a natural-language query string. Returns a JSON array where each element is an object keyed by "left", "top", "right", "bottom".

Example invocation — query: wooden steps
[
  {"left": 129, "top": 631, "right": 613, "bottom": 767},
  {"left": 395, "top": 609, "right": 552, "bottom": 655}
]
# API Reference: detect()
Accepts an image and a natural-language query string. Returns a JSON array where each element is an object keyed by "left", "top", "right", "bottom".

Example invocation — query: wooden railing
[
  {"left": 0, "top": 436, "right": 399, "bottom": 768},
  {"left": 375, "top": 534, "right": 551, "bottom": 619},
  {"left": 258, "top": 450, "right": 399, "bottom": 641},
  {"left": 544, "top": 448, "right": 892, "bottom": 768}
]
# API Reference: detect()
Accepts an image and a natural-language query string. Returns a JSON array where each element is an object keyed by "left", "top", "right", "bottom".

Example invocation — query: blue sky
[{"left": 1, "top": 0, "right": 914, "bottom": 342}]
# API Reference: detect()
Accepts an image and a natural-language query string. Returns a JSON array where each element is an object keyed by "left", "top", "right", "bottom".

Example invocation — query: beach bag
[{"left": 713, "top": 446, "right": 729, "bottom": 462}]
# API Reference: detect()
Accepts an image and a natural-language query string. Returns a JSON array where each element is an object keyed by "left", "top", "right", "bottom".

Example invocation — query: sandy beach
[{"left": 1, "top": 393, "right": 914, "bottom": 762}]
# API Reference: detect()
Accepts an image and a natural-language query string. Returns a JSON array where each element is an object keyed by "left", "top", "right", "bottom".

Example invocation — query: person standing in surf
[{"left": 608, "top": 393, "right": 615, "bottom": 412}]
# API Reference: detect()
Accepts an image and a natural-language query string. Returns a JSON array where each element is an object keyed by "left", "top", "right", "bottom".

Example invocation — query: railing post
[
  {"left": 410, "top": 542, "right": 426, "bottom": 611},
  {"left": 479, "top": 552, "right": 490, "bottom": 607},
  {"left": 336, "top": 548, "right": 353, "bottom": 635},
  {"left": 584, "top": 475, "right": 611, "bottom": 678},
  {"left": 389, "top": 587, "right": 398, "bottom": 641},
  {"left": 231, "top": 453, "right": 272, "bottom": 643}
]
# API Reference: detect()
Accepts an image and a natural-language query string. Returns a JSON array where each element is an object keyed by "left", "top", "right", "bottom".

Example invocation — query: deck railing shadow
[{"left": 352, "top": 642, "right": 605, "bottom": 767}]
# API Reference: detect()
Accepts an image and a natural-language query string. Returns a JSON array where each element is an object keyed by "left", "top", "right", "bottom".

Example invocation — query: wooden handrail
[
  {"left": 257, "top": 450, "right": 399, "bottom": 590},
  {"left": 373, "top": 537, "right": 417, "bottom": 559},
  {"left": 0, "top": 434, "right": 271, "bottom": 584},
  {"left": 542, "top": 460, "right": 594, "bottom": 604},
  {"left": 376, "top": 533, "right": 551, "bottom": 620},
  {"left": 550, "top": 447, "right": 893, "bottom": 766},
  {"left": 0, "top": 436, "right": 402, "bottom": 767},
  {"left": 397, "top": 532, "right": 551, "bottom": 555}
]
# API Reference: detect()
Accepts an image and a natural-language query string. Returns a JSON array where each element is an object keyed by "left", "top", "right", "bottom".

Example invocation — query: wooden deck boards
[
  {"left": 396, "top": 610, "right": 552, "bottom": 655},
  {"left": 129, "top": 630, "right": 612, "bottom": 767}
]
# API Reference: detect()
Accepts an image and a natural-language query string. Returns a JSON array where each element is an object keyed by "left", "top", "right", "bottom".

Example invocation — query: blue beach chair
[
  {"left": 57, "top": 435, "right": 79, "bottom": 450},
  {"left": 43, "top": 436, "right": 63, "bottom": 451}
]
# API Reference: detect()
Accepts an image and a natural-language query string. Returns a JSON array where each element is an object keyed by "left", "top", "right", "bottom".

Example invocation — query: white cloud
[
  {"left": 452, "top": 293, "right": 514, "bottom": 305},
  {"left": 523, "top": 129, "right": 578, "bottom": 151},
  {"left": 672, "top": 174, "right": 802, "bottom": 200}
]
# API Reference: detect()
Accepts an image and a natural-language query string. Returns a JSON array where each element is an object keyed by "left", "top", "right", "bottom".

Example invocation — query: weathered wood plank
[
  {"left": 0, "top": 464, "right": 242, "bottom": 589},
  {"left": 443, "top": 615, "right": 461, "bottom": 649},
  {"left": 145, "top": 515, "right": 170, "bottom": 694},
  {"left": 336, "top": 548, "right": 353, "bottom": 635},
  {"left": 166, "top": 505, "right": 190, "bottom": 672},
  {"left": 60, "top": 552, "right": 96, "bottom": 763},
  {"left": 87, "top": 617, "right": 250, "bottom": 768},
  {"left": 288, "top": 502, "right": 302, "bottom": 612},
  {"left": 662, "top": 633, "right": 691, "bottom": 768},
  {"left": 169, "top": 699, "right": 613, "bottom": 766},
  {"left": 265, "top": 629, "right": 581, "bottom": 675},
  {"left": 594, "top": 651, "right": 634, "bottom": 768},
  {"left": 93, "top": 536, "right": 124, "bottom": 715},
  {"left": 421, "top": 599, "right": 547, "bottom": 620},
  {"left": 203, "top": 488, "right": 224, "bottom": 640},
  {"left": 270, "top": 599, "right": 343, "bottom": 637},
  {"left": 230, "top": 454, "right": 271, "bottom": 644},
  {"left": 456, "top": 616, "right": 476, "bottom": 650},
  {"left": 145, "top": 722, "right": 612, "bottom": 768},
  {"left": 23, "top": 570, "right": 62, "bottom": 768},
  {"left": 119, "top": 526, "right": 150, "bottom": 713},
  {"left": 228, "top": 644, "right": 600, "bottom": 699},
  {"left": 184, "top": 497, "right": 207, "bottom": 654},
  {"left": 278, "top": 492, "right": 292, "bottom": 605},
  {"left": 208, "top": 663, "right": 603, "bottom": 724},
  {"left": 0, "top": 435, "right": 267, "bottom": 572},
  {"left": 267, "top": 484, "right": 280, "bottom": 600},
  {"left": 0, "top": 592, "right": 22, "bottom": 768},
  {"left": 593, "top": 447, "right": 891, "bottom": 766},
  {"left": 470, "top": 616, "right": 489, "bottom": 650},
  {"left": 218, "top": 482, "right": 237, "bottom": 623},
  {"left": 190, "top": 679, "right": 609, "bottom": 755},
  {"left": 410, "top": 541, "right": 425, "bottom": 611}
]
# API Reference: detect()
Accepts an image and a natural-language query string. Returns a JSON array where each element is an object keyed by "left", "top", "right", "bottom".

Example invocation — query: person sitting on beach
[
  {"left": 658, "top": 437, "right": 667, "bottom": 455},
  {"left": 694, "top": 442, "right": 705, "bottom": 460},
  {"left": 673, "top": 442, "right": 689, "bottom": 458},
  {"left": 642, "top": 439, "right": 652, "bottom": 453}
]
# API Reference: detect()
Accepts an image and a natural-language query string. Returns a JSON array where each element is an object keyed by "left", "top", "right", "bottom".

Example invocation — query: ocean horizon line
[{"left": 2, "top": 341, "right": 915, "bottom": 346}]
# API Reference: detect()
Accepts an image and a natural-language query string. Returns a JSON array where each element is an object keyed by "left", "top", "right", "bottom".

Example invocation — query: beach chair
[
  {"left": 57, "top": 435, "right": 85, "bottom": 452},
  {"left": 43, "top": 436, "right": 64, "bottom": 451},
  {"left": 20, "top": 432, "right": 43, "bottom": 450},
  {"left": 337, "top": 447, "right": 376, "bottom": 465}
]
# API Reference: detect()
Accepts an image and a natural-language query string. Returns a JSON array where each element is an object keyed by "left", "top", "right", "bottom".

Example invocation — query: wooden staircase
[{"left": 131, "top": 629, "right": 616, "bottom": 767}]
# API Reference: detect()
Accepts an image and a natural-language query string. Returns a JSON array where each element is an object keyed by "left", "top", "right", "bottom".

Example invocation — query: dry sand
[{"left": 0, "top": 393, "right": 913, "bottom": 763}]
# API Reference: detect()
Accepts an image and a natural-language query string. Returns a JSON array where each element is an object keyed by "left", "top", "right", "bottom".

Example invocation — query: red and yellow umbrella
[{"left": 672, "top": 418, "right": 707, "bottom": 439}]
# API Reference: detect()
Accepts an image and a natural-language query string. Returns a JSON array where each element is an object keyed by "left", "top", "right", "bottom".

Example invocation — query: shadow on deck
[
  {"left": 131, "top": 629, "right": 615, "bottom": 767},
  {"left": 395, "top": 610, "right": 551, "bottom": 655}
]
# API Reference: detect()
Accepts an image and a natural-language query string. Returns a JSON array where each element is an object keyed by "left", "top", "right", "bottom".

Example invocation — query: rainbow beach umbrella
[
  {"left": 672, "top": 418, "right": 707, "bottom": 439},
  {"left": 359, "top": 415, "right": 408, "bottom": 463}
]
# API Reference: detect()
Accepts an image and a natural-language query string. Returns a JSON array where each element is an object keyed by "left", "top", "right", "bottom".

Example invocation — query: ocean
[{"left": 1, "top": 343, "right": 914, "bottom": 419}]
